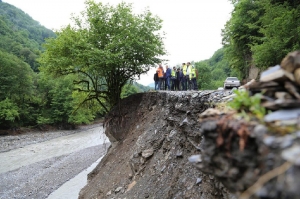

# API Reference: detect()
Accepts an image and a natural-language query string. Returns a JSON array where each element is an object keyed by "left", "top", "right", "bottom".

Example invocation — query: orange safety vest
[{"left": 157, "top": 67, "right": 164, "bottom": 78}]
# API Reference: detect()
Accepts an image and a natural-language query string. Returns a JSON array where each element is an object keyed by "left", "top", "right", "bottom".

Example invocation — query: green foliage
[
  {"left": 120, "top": 81, "right": 151, "bottom": 99},
  {"left": 222, "top": 0, "right": 263, "bottom": 78},
  {"left": 121, "top": 84, "right": 139, "bottom": 99},
  {"left": 132, "top": 82, "right": 152, "bottom": 92},
  {"left": 0, "top": 2, "right": 55, "bottom": 71},
  {"left": 37, "top": 74, "right": 99, "bottom": 126},
  {"left": 69, "top": 91, "right": 98, "bottom": 124},
  {"left": 0, "top": 2, "right": 55, "bottom": 45},
  {"left": 0, "top": 98, "right": 19, "bottom": 128},
  {"left": 0, "top": 50, "right": 35, "bottom": 101},
  {"left": 222, "top": 0, "right": 300, "bottom": 76},
  {"left": 0, "top": 1, "right": 109, "bottom": 129},
  {"left": 39, "top": 0, "right": 166, "bottom": 112},
  {"left": 228, "top": 90, "right": 266, "bottom": 119},
  {"left": 195, "top": 61, "right": 212, "bottom": 90},
  {"left": 194, "top": 48, "right": 239, "bottom": 90},
  {"left": 47, "top": 77, "right": 74, "bottom": 125},
  {"left": 0, "top": 50, "right": 41, "bottom": 127},
  {"left": 251, "top": 1, "right": 300, "bottom": 69}
]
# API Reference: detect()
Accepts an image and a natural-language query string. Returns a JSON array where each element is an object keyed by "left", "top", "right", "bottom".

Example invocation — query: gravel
[
  {"left": 0, "top": 123, "right": 102, "bottom": 153},
  {"left": 0, "top": 145, "right": 106, "bottom": 199},
  {"left": 0, "top": 123, "right": 108, "bottom": 199}
]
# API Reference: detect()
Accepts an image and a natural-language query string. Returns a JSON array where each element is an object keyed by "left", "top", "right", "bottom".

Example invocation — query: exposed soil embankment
[
  {"left": 79, "top": 91, "right": 234, "bottom": 199},
  {"left": 79, "top": 91, "right": 300, "bottom": 199}
]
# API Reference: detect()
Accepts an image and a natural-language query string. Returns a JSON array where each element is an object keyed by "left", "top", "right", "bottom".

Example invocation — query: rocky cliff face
[{"left": 79, "top": 90, "right": 300, "bottom": 199}]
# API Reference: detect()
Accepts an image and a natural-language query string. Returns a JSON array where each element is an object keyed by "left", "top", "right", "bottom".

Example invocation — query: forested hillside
[
  {"left": 194, "top": 48, "right": 239, "bottom": 90},
  {"left": 0, "top": 1, "right": 58, "bottom": 129},
  {"left": 222, "top": 0, "right": 300, "bottom": 79},
  {"left": 194, "top": 0, "right": 300, "bottom": 89},
  {"left": 0, "top": 1, "right": 150, "bottom": 130},
  {"left": 0, "top": 2, "right": 55, "bottom": 71}
]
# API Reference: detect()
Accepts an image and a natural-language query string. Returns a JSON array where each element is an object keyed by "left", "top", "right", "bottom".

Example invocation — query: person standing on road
[
  {"left": 154, "top": 70, "right": 159, "bottom": 90},
  {"left": 175, "top": 67, "right": 181, "bottom": 91},
  {"left": 165, "top": 65, "right": 171, "bottom": 90},
  {"left": 186, "top": 62, "right": 192, "bottom": 90},
  {"left": 171, "top": 66, "right": 176, "bottom": 90},
  {"left": 190, "top": 64, "right": 198, "bottom": 90},
  {"left": 182, "top": 63, "right": 187, "bottom": 90},
  {"left": 179, "top": 68, "right": 184, "bottom": 90},
  {"left": 157, "top": 64, "right": 164, "bottom": 90},
  {"left": 163, "top": 71, "right": 166, "bottom": 90}
]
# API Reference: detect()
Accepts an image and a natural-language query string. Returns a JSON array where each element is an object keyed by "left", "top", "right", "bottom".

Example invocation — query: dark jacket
[
  {"left": 179, "top": 70, "right": 183, "bottom": 81},
  {"left": 176, "top": 71, "right": 180, "bottom": 80},
  {"left": 165, "top": 68, "right": 171, "bottom": 78},
  {"left": 154, "top": 73, "right": 159, "bottom": 82}
]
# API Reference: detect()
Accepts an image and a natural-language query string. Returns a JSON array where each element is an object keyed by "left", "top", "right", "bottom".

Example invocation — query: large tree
[
  {"left": 222, "top": 0, "right": 263, "bottom": 79},
  {"left": 251, "top": 0, "right": 300, "bottom": 67},
  {"left": 39, "top": 0, "right": 166, "bottom": 112},
  {"left": 222, "top": 0, "right": 300, "bottom": 77}
]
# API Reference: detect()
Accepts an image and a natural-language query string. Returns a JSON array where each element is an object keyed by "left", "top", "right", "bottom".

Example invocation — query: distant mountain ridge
[
  {"left": 133, "top": 82, "right": 153, "bottom": 92},
  {"left": 0, "top": 1, "right": 55, "bottom": 71},
  {"left": 0, "top": 2, "right": 55, "bottom": 44},
  {"left": 147, "top": 82, "right": 154, "bottom": 88}
]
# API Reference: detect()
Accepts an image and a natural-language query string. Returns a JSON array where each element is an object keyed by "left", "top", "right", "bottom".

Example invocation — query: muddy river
[{"left": 0, "top": 125, "right": 109, "bottom": 199}]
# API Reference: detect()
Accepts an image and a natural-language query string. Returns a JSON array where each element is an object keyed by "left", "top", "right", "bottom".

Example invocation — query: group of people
[{"left": 154, "top": 62, "right": 198, "bottom": 91}]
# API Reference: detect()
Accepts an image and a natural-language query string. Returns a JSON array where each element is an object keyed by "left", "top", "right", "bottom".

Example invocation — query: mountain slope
[{"left": 0, "top": 1, "right": 55, "bottom": 71}]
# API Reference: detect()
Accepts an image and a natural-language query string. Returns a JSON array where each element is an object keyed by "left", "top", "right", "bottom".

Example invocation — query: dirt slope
[
  {"left": 79, "top": 91, "right": 235, "bottom": 199},
  {"left": 79, "top": 91, "right": 300, "bottom": 199}
]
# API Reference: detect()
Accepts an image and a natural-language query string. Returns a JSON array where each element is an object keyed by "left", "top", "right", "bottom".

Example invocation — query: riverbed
[{"left": 0, "top": 124, "right": 109, "bottom": 199}]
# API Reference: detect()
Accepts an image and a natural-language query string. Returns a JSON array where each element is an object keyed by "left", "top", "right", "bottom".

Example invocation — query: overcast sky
[{"left": 3, "top": 0, "right": 233, "bottom": 86}]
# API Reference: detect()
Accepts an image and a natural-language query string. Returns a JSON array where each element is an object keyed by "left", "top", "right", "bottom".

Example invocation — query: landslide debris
[
  {"left": 194, "top": 51, "right": 300, "bottom": 199},
  {"left": 79, "top": 91, "right": 235, "bottom": 199},
  {"left": 195, "top": 113, "right": 300, "bottom": 199}
]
